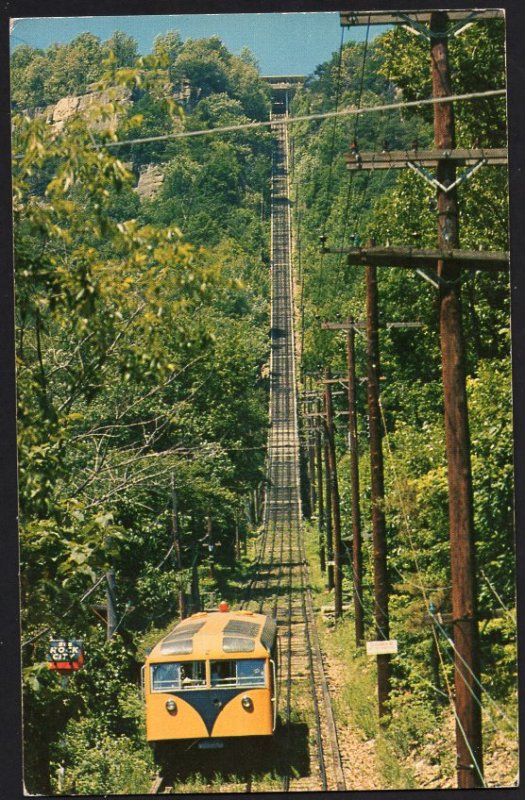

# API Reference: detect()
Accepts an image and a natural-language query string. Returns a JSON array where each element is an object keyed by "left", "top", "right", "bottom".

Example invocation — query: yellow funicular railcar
[{"left": 143, "top": 603, "right": 278, "bottom": 748}]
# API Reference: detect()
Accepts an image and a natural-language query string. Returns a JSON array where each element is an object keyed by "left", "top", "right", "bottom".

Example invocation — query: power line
[
  {"left": 336, "top": 17, "right": 372, "bottom": 275},
  {"left": 90, "top": 89, "right": 505, "bottom": 149},
  {"left": 317, "top": 27, "right": 346, "bottom": 306},
  {"left": 378, "top": 392, "right": 515, "bottom": 754},
  {"left": 479, "top": 566, "right": 516, "bottom": 626},
  {"left": 320, "top": 26, "right": 346, "bottom": 242},
  {"left": 431, "top": 613, "right": 516, "bottom": 731}
]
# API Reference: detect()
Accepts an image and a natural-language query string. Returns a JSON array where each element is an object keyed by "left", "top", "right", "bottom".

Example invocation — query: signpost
[
  {"left": 366, "top": 640, "right": 398, "bottom": 656},
  {"left": 47, "top": 639, "right": 84, "bottom": 674}
]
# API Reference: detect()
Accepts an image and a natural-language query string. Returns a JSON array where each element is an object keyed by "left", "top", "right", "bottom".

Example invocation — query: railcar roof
[{"left": 148, "top": 610, "right": 276, "bottom": 661}]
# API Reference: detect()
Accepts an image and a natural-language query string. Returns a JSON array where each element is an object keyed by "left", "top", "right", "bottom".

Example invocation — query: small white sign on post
[{"left": 366, "top": 639, "right": 398, "bottom": 656}]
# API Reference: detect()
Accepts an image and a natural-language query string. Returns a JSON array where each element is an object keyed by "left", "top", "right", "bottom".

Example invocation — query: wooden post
[
  {"left": 347, "top": 318, "right": 365, "bottom": 646},
  {"left": 171, "top": 472, "right": 186, "bottom": 619},
  {"left": 299, "top": 398, "right": 312, "bottom": 519},
  {"left": 235, "top": 515, "right": 241, "bottom": 561},
  {"left": 106, "top": 570, "right": 117, "bottom": 640},
  {"left": 252, "top": 488, "right": 258, "bottom": 525},
  {"left": 190, "top": 526, "right": 201, "bottom": 613},
  {"left": 323, "top": 405, "right": 335, "bottom": 592},
  {"left": 298, "top": 390, "right": 312, "bottom": 519},
  {"left": 431, "top": 11, "right": 483, "bottom": 786},
  {"left": 324, "top": 368, "right": 343, "bottom": 618},
  {"left": 366, "top": 263, "right": 391, "bottom": 718},
  {"left": 316, "top": 395, "right": 326, "bottom": 573},
  {"left": 308, "top": 376, "right": 317, "bottom": 515},
  {"left": 206, "top": 517, "right": 215, "bottom": 579}
]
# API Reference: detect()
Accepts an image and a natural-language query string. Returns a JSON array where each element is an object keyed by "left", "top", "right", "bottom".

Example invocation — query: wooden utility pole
[
  {"left": 299, "top": 405, "right": 312, "bottom": 519},
  {"left": 307, "top": 376, "right": 317, "bottom": 515},
  {"left": 106, "top": 570, "right": 117, "bottom": 640},
  {"left": 431, "top": 10, "right": 483, "bottom": 786},
  {"left": 235, "top": 514, "right": 241, "bottom": 561},
  {"left": 323, "top": 403, "right": 334, "bottom": 592},
  {"left": 252, "top": 488, "right": 257, "bottom": 526},
  {"left": 316, "top": 395, "right": 326, "bottom": 573},
  {"left": 324, "top": 368, "right": 343, "bottom": 618},
  {"left": 206, "top": 516, "right": 215, "bottom": 579},
  {"left": 321, "top": 320, "right": 365, "bottom": 645},
  {"left": 366, "top": 264, "right": 390, "bottom": 718},
  {"left": 190, "top": 522, "right": 201, "bottom": 613},
  {"left": 337, "top": 9, "right": 506, "bottom": 782},
  {"left": 171, "top": 472, "right": 186, "bottom": 619},
  {"left": 346, "top": 318, "right": 365, "bottom": 646}
]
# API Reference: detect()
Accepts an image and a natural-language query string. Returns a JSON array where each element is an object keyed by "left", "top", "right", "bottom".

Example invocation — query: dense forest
[
  {"left": 12, "top": 17, "right": 516, "bottom": 794},
  {"left": 13, "top": 32, "right": 273, "bottom": 793}
]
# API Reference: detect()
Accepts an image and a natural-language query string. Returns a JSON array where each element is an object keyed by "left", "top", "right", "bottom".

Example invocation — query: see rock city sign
[{"left": 47, "top": 639, "right": 84, "bottom": 672}]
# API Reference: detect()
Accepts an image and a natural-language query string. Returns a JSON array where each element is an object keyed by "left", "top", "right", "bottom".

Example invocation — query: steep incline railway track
[
  {"left": 241, "top": 113, "right": 345, "bottom": 792},
  {"left": 154, "top": 114, "right": 344, "bottom": 795}
]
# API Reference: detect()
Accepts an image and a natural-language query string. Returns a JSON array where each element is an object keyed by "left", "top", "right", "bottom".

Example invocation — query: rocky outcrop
[
  {"left": 50, "top": 86, "right": 131, "bottom": 132},
  {"left": 46, "top": 88, "right": 166, "bottom": 200},
  {"left": 134, "top": 165, "right": 165, "bottom": 200}
]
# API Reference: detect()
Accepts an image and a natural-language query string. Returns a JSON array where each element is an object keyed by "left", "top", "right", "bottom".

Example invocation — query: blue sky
[{"left": 10, "top": 13, "right": 388, "bottom": 76}]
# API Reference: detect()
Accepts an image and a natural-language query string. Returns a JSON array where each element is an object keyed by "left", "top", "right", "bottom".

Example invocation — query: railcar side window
[
  {"left": 210, "top": 659, "right": 266, "bottom": 687},
  {"left": 151, "top": 661, "right": 206, "bottom": 692}
]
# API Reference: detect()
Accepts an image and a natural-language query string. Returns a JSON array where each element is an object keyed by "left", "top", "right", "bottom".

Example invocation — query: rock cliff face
[
  {"left": 47, "top": 87, "right": 167, "bottom": 199},
  {"left": 135, "top": 165, "right": 165, "bottom": 200},
  {"left": 49, "top": 86, "right": 131, "bottom": 132}
]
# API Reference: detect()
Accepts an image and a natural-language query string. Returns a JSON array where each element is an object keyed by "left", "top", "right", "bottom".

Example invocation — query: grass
[
  {"left": 303, "top": 520, "right": 419, "bottom": 789},
  {"left": 303, "top": 520, "right": 521, "bottom": 789}
]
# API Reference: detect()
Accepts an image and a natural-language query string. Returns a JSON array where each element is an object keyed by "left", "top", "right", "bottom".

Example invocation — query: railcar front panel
[{"left": 144, "top": 609, "right": 277, "bottom": 744}]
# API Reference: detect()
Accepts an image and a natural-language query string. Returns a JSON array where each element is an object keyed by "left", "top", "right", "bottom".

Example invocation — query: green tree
[
  {"left": 13, "top": 45, "right": 271, "bottom": 793},
  {"left": 103, "top": 30, "right": 138, "bottom": 67}
]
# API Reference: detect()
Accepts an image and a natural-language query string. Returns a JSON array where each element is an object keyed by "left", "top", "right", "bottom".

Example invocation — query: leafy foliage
[{"left": 13, "top": 33, "right": 271, "bottom": 793}]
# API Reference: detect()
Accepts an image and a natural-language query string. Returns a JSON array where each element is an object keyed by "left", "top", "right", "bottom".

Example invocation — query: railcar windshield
[
  {"left": 210, "top": 658, "right": 266, "bottom": 688},
  {"left": 150, "top": 660, "right": 206, "bottom": 692}
]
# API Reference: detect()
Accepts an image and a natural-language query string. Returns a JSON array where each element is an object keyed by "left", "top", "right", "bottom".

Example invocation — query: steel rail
[{"left": 153, "top": 109, "right": 344, "bottom": 796}]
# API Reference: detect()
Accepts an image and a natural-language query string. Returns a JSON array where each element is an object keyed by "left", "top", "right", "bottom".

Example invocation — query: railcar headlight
[
  {"left": 165, "top": 699, "right": 177, "bottom": 714},
  {"left": 241, "top": 695, "right": 253, "bottom": 711}
]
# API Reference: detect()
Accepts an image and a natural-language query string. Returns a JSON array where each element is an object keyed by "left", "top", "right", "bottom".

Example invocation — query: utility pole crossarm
[
  {"left": 346, "top": 148, "right": 507, "bottom": 170},
  {"left": 322, "top": 320, "right": 423, "bottom": 330},
  {"left": 323, "top": 377, "right": 349, "bottom": 385},
  {"left": 321, "top": 322, "right": 354, "bottom": 330},
  {"left": 340, "top": 10, "right": 504, "bottom": 26},
  {"left": 321, "top": 245, "right": 509, "bottom": 272}
]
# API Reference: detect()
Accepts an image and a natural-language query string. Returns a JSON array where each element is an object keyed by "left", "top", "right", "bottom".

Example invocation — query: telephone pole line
[
  {"left": 321, "top": 317, "right": 421, "bottom": 648},
  {"left": 316, "top": 394, "right": 326, "bottom": 573},
  {"left": 323, "top": 428, "right": 334, "bottom": 591},
  {"left": 431, "top": 10, "right": 483, "bottom": 786},
  {"left": 324, "top": 368, "right": 343, "bottom": 618},
  {"left": 366, "top": 264, "right": 391, "bottom": 718},
  {"left": 307, "top": 376, "right": 317, "bottom": 515},
  {"left": 321, "top": 319, "right": 365, "bottom": 646},
  {"left": 346, "top": 318, "right": 365, "bottom": 646},
  {"left": 336, "top": 8, "right": 493, "bottom": 783},
  {"left": 171, "top": 472, "right": 186, "bottom": 619}
]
